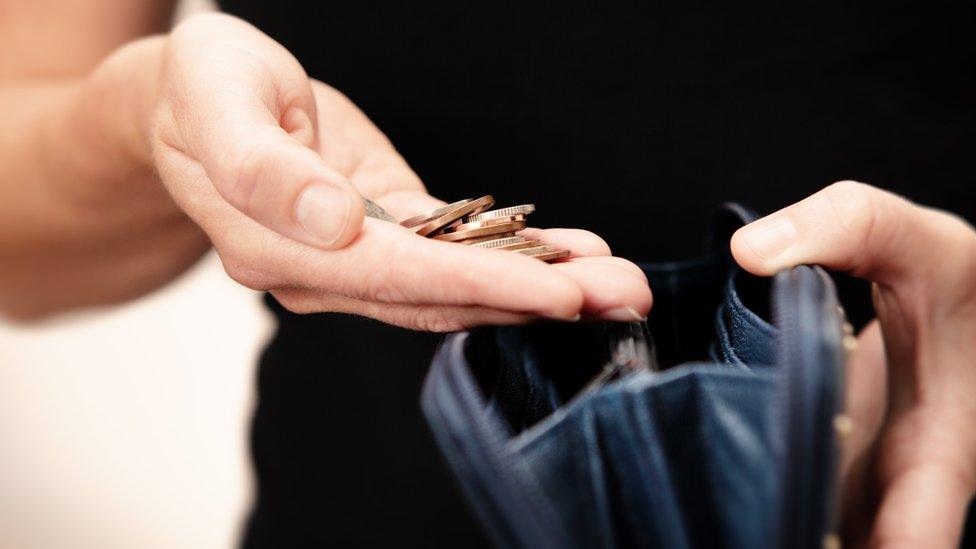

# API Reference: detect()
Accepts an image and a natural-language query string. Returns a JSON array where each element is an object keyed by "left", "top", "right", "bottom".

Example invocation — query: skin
[
  {"left": 733, "top": 181, "right": 976, "bottom": 548},
  {"left": 0, "top": 8, "right": 651, "bottom": 327},
  {"left": 0, "top": 2, "right": 971, "bottom": 545}
]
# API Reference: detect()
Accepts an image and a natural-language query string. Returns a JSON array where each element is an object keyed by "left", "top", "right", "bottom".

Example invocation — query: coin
[
  {"left": 494, "top": 239, "right": 544, "bottom": 251},
  {"left": 468, "top": 236, "right": 526, "bottom": 249},
  {"left": 364, "top": 198, "right": 397, "bottom": 223},
  {"left": 513, "top": 245, "right": 553, "bottom": 256},
  {"left": 459, "top": 233, "right": 521, "bottom": 246},
  {"left": 464, "top": 204, "right": 535, "bottom": 223},
  {"left": 408, "top": 195, "right": 569, "bottom": 263},
  {"left": 432, "top": 220, "right": 527, "bottom": 242},
  {"left": 414, "top": 196, "right": 495, "bottom": 236},
  {"left": 399, "top": 199, "right": 472, "bottom": 228},
  {"left": 439, "top": 214, "right": 526, "bottom": 235},
  {"left": 529, "top": 249, "right": 572, "bottom": 262}
]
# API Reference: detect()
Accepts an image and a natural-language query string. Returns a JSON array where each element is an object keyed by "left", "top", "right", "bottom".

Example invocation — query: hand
[
  {"left": 150, "top": 14, "right": 651, "bottom": 330},
  {"left": 731, "top": 181, "right": 976, "bottom": 547}
]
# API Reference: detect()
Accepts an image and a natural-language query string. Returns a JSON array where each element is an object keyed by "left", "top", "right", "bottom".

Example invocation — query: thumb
[
  {"left": 205, "top": 115, "right": 365, "bottom": 249},
  {"left": 871, "top": 459, "right": 974, "bottom": 548},
  {"left": 165, "top": 13, "right": 364, "bottom": 249},
  {"left": 730, "top": 181, "right": 973, "bottom": 285}
]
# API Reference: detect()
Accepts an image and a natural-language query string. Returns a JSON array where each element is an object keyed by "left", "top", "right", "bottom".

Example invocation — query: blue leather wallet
[{"left": 421, "top": 205, "right": 848, "bottom": 548}]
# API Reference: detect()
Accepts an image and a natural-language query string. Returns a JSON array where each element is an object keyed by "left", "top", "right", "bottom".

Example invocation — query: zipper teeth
[
  {"left": 773, "top": 270, "right": 819, "bottom": 549},
  {"left": 445, "top": 334, "right": 569, "bottom": 547},
  {"left": 447, "top": 324, "right": 651, "bottom": 547},
  {"left": 771, "top": 273, "right": 797, "bottom": 548},
  {"left": 772, "top": 268, "right": 843, "bottom": 549}
]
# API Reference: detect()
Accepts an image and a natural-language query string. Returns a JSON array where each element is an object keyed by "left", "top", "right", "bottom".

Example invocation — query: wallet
[{"left": 421, "top": 204, "right": 848, "bottom": 548}]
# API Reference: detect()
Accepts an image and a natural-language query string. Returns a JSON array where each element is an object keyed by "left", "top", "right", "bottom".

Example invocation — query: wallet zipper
[{"left": 771, "top": 267, "right": 844, "bottom": 549}]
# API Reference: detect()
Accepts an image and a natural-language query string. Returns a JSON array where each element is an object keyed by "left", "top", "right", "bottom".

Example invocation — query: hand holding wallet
[{"left": 422, "top": 204, "right": 847, "bottom": 548}]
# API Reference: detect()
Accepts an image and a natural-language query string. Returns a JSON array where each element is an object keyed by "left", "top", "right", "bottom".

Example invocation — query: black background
[{"left": 218, "top": 1, "right": 976, "bottom": 546}]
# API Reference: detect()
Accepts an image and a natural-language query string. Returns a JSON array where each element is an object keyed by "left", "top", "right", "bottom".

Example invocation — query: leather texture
[{"left": 421, "top": 205, "right": 846, "bottom": 548}]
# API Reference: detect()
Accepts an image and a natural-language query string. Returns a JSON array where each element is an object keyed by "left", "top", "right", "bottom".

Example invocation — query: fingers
[
  {"left": 155, "top": 19, "right": 651, "bottom": 326},
  {"left": 841, "top": 320, "right": 888, "bottom": 478},
  {"left": 161, "top": 14, "right": 364, "bottom": 249},
  {"left": 730, "top": 181, "right": 976, "bottom": 284},
  {"left": 838, "top": 321, "right": 888, "bottom": 543},
  {"left": 179, "top": 136, "right": 650, "bottom": 325},
  {"left": 212, "top": 124, "right": 365, "bottom": 248},
  {"left": 273, "top": 256, "right": 653, "bottom": 329},
  {"left": 223, "top": 215, "right": 653, "bottom": 322},
  {"left": 523, "top": 228, "right": 651, "bottom": 319},
  {"left": 551, "top": 257, "right": 653, "bottom": 321},
  {"left": 871, "top": 460, "right": 974, "bottom": 548},
  {"left": 219, "top": 219, "right": 587, "bottom": 320},
  {"left": 272, "top": 288, "right": 535, "bottom": 331},
  {"left": 157, "top": 148, "right": 582, "bottom": 319},
  {"left": 271, "top": 255, "right": 652, "bottom": 328},
  {"left": 310, "top": 82, "right": 429, "bottom": 200},
  {"left": 518, "top": 227, "right": 613, "bottom": 257}
]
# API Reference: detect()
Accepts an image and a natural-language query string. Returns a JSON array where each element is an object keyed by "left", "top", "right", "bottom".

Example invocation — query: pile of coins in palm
[{"left": 398, "top": 195, "right": 570, "bottom": 262}]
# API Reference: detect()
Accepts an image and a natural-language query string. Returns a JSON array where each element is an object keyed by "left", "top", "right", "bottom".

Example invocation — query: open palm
[{"left": 152, "top": 14, "right": 651, "bottom": 331}]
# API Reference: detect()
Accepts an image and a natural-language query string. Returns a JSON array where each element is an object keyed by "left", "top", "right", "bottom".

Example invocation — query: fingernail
[
  {"left": 600, "top": 306, "right": 646, "bottom": 322},
  {"left": 547, "top": 312, "right": 581, "bottom": 322},
  {"left": 296, "top": 185, "right": 352, "bottom": 245},
  {"left": 739, "top": 215, "right": 797, "bottom": 260}
]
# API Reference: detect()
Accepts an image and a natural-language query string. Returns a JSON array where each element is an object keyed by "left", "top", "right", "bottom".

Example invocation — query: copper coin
[
  {"left": 465, "top": 204, "right": 536, "bottom": 223},
  {"left": 531, "top": 249, "right": 572, "bottom": 262},
  {"left": 414, "top": 196, "right": 495, "bottom": 236},
  {"left": 433, "top": 220, "right": 526, "bottom": 242},
  {"left": 439, "top": 214, "right": 526, "bottom": 235},
  {"left": 468, "top": 235, "right": 526, "bottom": 249},
  {"left": 399, "top": 199, "right": 471, "bottom": 228}
]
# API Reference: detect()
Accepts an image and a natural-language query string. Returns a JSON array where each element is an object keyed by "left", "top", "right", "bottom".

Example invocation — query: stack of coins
[{"left": 398, "top": 195, "right": 570, "bottom": 262}]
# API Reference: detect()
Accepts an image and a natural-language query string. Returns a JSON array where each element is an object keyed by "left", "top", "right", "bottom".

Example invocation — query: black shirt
[{"left": 217, "top": 1, "right": 976, "bottom": 546}]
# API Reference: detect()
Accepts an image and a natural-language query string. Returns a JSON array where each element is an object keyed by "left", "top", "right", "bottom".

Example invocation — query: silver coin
[
  {"left": 494, "top": 239, "right": 544, "bottom": 251},
  {"left": 468, "top": 236, "right": 527, "bottom": 249},
  {"left": 465, "top": 204, "right": 536, "bottom": 223},
  {"left": 513, "top": 245, "right": 554, "bottom": 256},
  {"left": 364, "top": 198, "right": 397, "bottom": 223},
  {"left": 439, "top": 214, "right": 526, "bottom": 235}
]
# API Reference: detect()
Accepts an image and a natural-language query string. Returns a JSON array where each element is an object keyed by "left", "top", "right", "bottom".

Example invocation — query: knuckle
[
  {"left": 410, "top": 309, "right": 462, "bottom": 333},
  {"left": 943, "top": 214, "right": 976, "bottom": 252},
  {"left": 357, "top": 247, "right": 401, "bottom": 302},
  {"left": 269, "top": 289, "right": 318, "bottom": 315},
  {"left": 171, "top": 12, "right": 242, "bottom": 41},
  {"left": 827, "top": 179, "right": 870, "bottom": 195},
  {"left": 453, "top": 254, "right": 494, "bottom": 297},
  {"left": 937, "top": 214, "right": 976, "bottom": 279},
  {"left": 823, "top": 180, "right": 893, "bottom": 254},
  {"left": 148, "top": 101, "right": 191, "bottom": 166},
  {"left": 220, "top": 254, "right": 274, "bottom": 290},
  {"left": 358, "top": 239, "right": 428, "bottom": 303},
  {"left": 218, "top": 131, "right": 277, "bottom": 211},
  {"left": 823, "top": 180, "right": 881, "bottom": 224}
]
